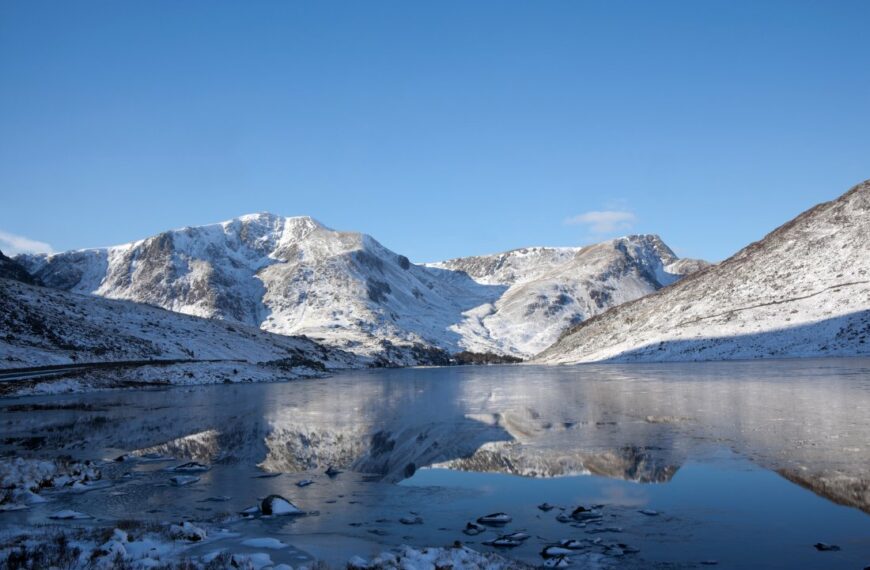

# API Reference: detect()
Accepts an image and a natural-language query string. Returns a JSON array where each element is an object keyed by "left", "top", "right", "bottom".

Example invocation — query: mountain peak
[{"left": 225, "top": 212, "right": 328, "bottom": 231}]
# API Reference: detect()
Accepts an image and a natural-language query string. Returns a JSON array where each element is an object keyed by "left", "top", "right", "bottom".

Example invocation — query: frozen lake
[{"left": 2, "top": 359, "right": 870, "bottom": 568}]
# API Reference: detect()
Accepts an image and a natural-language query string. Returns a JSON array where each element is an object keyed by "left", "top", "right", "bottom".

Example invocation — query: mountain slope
[
  {"left": 0, "top": 276, "right": 359, "bottom": 371},
  {"left": 0, "top": 249, "right": 38, "bottom": 285},
  {"left": 17, "top": 214, "right": 703, "bottom": 361},
  {"left": 428, "top": 236, "right": 708, "bottom": 356},
  {"left": 536, "top": 180, "right": 870, "bottom": 363}
]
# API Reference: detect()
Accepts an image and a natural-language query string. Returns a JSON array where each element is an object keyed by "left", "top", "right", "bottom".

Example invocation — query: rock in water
[
  {"left": 477, "top": 512, "right": 512, "bottom": 525},
  {"left": 541, "top": 546, "right": 574, "bottom": 558},
  {"left": 171, "top": 461, "right": 210, "bottom": 472},
  {"left": 813, "top": 543, "right": 841, "bottom": 552},
  {"left": 483, "top": 537, "right": 522, "bottom": 548},
  {"left": 571, "top": 506, "right": 601, "bottom": 521},
  {"left": 500, "top": 531, "right": 530, "bottom": 541},
  {"left": 49, "top": 509, "right": 91, "bottom": 520},
  {"left": 261, "top": 494, "right": 302, "bottom": 516},
  {"left": 169, "top": 475, "right": 199, "bottom": 486},
  {"left": 463, "top": 521, "right": 486, "bottom": 535}
]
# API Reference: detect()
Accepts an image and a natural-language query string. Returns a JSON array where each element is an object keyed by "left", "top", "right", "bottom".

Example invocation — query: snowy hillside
[
  {"left": 536, "top": 180, "right": 870, "bottom": 363},
  {"left": 0, "top": 277, "right": 359, "bottom": 371},
  {"left": 17, "top": 214, "right": 703, "bottom": 361},
  {"left": 428, "top": 236, "right": 708, "bottom": 356}
]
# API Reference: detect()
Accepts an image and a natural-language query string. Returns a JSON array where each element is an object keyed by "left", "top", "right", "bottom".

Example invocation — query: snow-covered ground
[
  {"left": 16, "top": 214, "right": 703, "bottom": 362},
  {"left": 0, "top": 275, "right": 368, "bottom": 396},
  {"left": 0, "top": 277, "right": 360, "bottom": 370},
  {"left": 537, "top": 181, "right": 870, "bottom": 363}
]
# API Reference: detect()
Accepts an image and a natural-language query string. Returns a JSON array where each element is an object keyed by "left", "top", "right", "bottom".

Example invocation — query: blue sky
[{"left": 1, "top": 1, "right": 868, "bottom": 262}]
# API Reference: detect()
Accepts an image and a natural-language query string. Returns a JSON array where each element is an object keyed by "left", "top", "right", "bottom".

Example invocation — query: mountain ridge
[
  {"left": 16, "top": 215, "right": 703, "bottom": 362},
  {"left": 536, "top": 180, "right": 870, "bottom": 363}
]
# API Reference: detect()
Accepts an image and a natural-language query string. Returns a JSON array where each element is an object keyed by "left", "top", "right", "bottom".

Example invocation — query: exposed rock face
[
  {"left": 536, "top": 180, "right": 870, "bottom": 363},
  {"left": 17, "top": 215, "right": 703, "bottom": 361},
  {"left": 0, "top": 249, "right": 38, "bottom": 285}
]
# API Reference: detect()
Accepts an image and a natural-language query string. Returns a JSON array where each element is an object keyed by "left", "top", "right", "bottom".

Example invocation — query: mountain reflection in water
[{"left": 3, "top": 359, "right": 869, "bottom": 513}]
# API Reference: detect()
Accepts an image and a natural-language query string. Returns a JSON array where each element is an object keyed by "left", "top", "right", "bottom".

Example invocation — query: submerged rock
[
  {"left": 638, "top": 509, "right": 659, "bottom": 516},
  {"left": 171, "top": 461, "right": 210, "bottom": 473},
  {"left": 500, "top": 531, "right": 530, "bottom": 541},
  {"left": 538, "top": 502, "right": 556, "bottom": 512},
  {"left": 400, "top": 515, "right": 424, "bottom": 525},
  {"left": 139, "top": 453, "right": 173, "bottom": 462},
  {"left": 587, "top": 526, "right": 623, "bottom": 534},
  {"left": 483, "top": 537, "right": 523, "bottom": 548},
  {"left": 296, "top": 479, "right": 314, "bottom": 487},
  {"left": 477, "top": 512, "right": 512, "bottom": 525},
  {"left": 261, "top": 494, "right": 302, "bottom": 516},
  {"left": 814, "top": 542, "right": 841, "bottom": 552},
  {"left": 463, "top": 521, "right": 486, "bottom": 536},
  {"left": 541, "top": 545, "right": 574, "bottom": 558},
  {"left": 49, "top": 509, "right": 91, "bottom": 520},
  {"left": 169, "top": 475, "right": 200, "bottom": 486},
  {"left": 241, "top": 537, "right": 287, "bottom": 549},
  {"left": 555, "top": 539, "right": 585, "bottom": 550},
  {"left": 325, "top": 466, "right": 342, "bottom": 477},
  {"left": 571, "top": 506, "right": 602, "bottom": 521}
]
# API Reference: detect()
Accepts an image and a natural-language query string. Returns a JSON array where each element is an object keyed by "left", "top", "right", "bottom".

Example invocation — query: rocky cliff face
[
  {"left": 536, "top": 180, "right": 870, "bottom": 363},
  {"left": 0, "top": 249, "right": 38, "bottom": 285}
]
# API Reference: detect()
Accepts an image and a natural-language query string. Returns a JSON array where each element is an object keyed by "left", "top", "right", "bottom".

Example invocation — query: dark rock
[
  {"left": 463, "top": 521, "right": 486, "bottom": 535},
  {"left": 477, "top": 512, "right": 512, "bottom": 525},
  {"left": 261, "top": 494, "right": 302, "bottom": 515},
  {"left": 813, "top": 543, "right": 841, "bottom": 552}
]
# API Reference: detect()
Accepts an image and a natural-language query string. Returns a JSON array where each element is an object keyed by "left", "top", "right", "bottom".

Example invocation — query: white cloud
[
  {"left": 0, "top": 230, "right": 54, "bottom": 256},
  {"left": 564, "top": 210, "right": 636, "bottom": 234}
]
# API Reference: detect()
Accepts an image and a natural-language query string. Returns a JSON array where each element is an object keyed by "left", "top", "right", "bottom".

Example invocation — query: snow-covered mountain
[
  {"left": 429, "top": 237, "right": 708, "bottom": 355},
  {"left": 17, "top": 214, "right": 703, "bottom": 362},
  {"left": 536, "top": 180, "right": 870, "bottom": 363}
]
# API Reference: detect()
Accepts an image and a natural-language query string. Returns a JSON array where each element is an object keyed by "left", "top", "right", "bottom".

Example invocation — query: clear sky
[{"left": 1, "top": 1, "right": 868, "bottom": 262}]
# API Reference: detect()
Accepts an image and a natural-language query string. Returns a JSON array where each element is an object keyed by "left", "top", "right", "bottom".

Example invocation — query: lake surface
[{"left": 2, "top": 360, "right": 870, "bottom": 568}]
